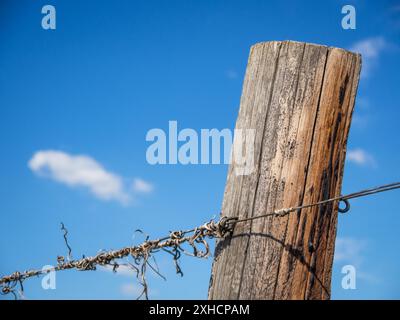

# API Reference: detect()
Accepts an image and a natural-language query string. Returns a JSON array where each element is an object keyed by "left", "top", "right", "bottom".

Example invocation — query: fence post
[{"left": 208, "top": 41, "right": 361, "bottom": 300}]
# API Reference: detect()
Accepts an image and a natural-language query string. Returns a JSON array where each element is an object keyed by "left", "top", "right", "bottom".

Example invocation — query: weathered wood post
[{"left": 208, "top": 41, "right": 361, "bottom": 300}]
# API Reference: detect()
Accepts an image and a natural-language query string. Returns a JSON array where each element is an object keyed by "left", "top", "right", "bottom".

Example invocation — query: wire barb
[{"left": 60, "top": 222, "right": 73, "bottom": 261}]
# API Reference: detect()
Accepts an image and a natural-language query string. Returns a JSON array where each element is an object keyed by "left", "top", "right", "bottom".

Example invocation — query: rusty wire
[
  {"left": 0, "top": 217, "right": 236, "bottom": 300},
  {"left": 1, "top": 181, "right": 400, "bottom": 299}
]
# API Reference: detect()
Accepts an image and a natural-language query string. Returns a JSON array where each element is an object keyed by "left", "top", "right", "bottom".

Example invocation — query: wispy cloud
[
  {"left": 120, "top": 283, "right": 159, "bottom": 298},
  {"left": 351, "top": 114, "right": 369, "bottom": 129},
  {"left": 133, "top": 178, "right": 154, "bottom": 193},
  {"left": 388, "top": 4, "right": 400, "bottom": 29},
  {"left": 391, "top": 5, "right": 400, "bottom": 13},
  {"left": 355, "top": 97, "right": 371, "bottom": 110},
  {"left": 120, "top": 283, "right": 143, "bottom": 297},
  {"left": 101, "top": 264, "right": 137, "bottom": 276},
  {"left": 226, "top": 69, "right": 238, "bottom": 79},
  {"left": 335, "top": 237, "right": 380, "bottom": 284},
  {"left": 335, "top": 237, "right": 366, "bottom": 266},
  {"left": 28, "top": 150, "right": 153, "bottom": 205},
  {"left": 351, "top": 37, "right": 386, "bottom": 59},
  {"left": 350, "top": 37, "right": 387, "bottom": 78},
  {"left": 346, "top": 148, "right": 376, "bottom": 167}
]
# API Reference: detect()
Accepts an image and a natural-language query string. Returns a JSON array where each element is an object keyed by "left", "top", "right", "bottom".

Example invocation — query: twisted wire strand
[
  {"left": 234, "top": 182, "right": 400, "bottom": 224},
  {"left": 1, "top": 182, "right": 399, "bottom": 299},
  {"left": 0, "top": 217, "right": 233, "bottom": 299}
]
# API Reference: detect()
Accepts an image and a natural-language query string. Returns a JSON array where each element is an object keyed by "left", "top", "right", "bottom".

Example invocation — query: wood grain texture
[{"left": 208, "top": 41, "right": 361, "bottom": 300}]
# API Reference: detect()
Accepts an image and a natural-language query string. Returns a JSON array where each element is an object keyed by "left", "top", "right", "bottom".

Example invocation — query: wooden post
[{"left": 208, "top": 41, "right": 361, "bottom": 300}]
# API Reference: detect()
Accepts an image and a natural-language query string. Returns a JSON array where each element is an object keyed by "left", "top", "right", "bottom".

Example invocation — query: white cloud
[
  {"left": 346, "top": 148, "right": 375, "bottom": 167},
  {"left": 101, "top": 264, "right": 137, "bottom": 276},
  {"left": 28, "top": 150, "right": 153, "bottom": 205},
  {"left": 355, "top": 97, "right": 370, "bottom": 110},
  {"left": 391, "top": 5, "right": 400, "bottom": 12},
  {"left": 334, "top": 237, "right": 366, "bottom": 265},
  {"left": 351, "top": 114, "right": 369, "bottom": 129},
  {"left": 120, "top": 283, "right": 143, "bottom": 297},
  {"left": 101, "top": 267, "right": 152, "bottom": 298},
  {"left": 351, "top": 37, "right": 386, "bottom": 59},
  {"left": 120, "top": 283, "right": 159, "bottom": 298},
  {"left": 133, "top": 178, "right": 154, "bottom": 193},
  {"left": 350, "top": 37, "right": 387, "bottom": 78},
  {"left": 226, "top": 69, "right": 238, "bottom": 79},
  {"left": 335, "top": 237, "right": 380, "bottom": 285}
]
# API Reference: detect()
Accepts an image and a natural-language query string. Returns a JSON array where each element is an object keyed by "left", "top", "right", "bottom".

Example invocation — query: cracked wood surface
[{"left": 208, "top": 40, "right": 361, "bottom": 300}]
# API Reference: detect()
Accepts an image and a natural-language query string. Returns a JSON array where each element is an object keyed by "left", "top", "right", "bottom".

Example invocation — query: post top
[{"left": 250, "top": 40, "right": 361, "bottom": 57}]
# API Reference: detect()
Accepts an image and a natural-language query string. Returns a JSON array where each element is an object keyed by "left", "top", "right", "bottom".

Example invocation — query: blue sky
[{"left": 0, "top": 0, "right": 399, "bottom": 299}]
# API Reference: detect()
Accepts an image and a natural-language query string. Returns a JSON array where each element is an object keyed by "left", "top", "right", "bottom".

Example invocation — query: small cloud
[
  {"left": 388, "top": 5, "right": 400, "bottom": 29},
  {"left": 226, "top": 69, "right": 238, "bottom": 79},
  {"left": 392, "top": 5, "right": 400, "bottom": 13},
  {"left": 120, "top": 283, "right": 159, "bottom": 298},
  {"left": 335, "top": 237, "right": 380, "bottom": 285},
  {"left": 356, "top": 97, "right": 370, "bottom": 110},
  {"left": 346, "top": 148, "right": 376, "bottom": 167},
  {"left": 357, "top": 271, "right": 381, "bottom": 284},
  {"left": 120, "top": 283, "right": 143, "bottom": 297},
  {"left": 133, "top": 178, "right": 154, "bottom": 194},
  {"left": 101, "top": 264, "right": 137, "bottom": 277},
  {"left": 350, "top": 37, "right": 387, "bottom": 78},
  {"left": 351, "top": 114, "right": 369, "bottom": 129},
  {"left": 28, "top": 150, "right": 153, "bottom": 205},
  {"left": 335, "top": 237, "right": 366, "bottom": 265},
  {"left": 351, "top": 37, "right": 386, "bottom": 59}
]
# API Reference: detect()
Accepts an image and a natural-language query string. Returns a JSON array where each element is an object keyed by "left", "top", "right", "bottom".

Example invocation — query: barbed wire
[
  {"left": 1, "top": 182, "right": 399, "bottom": 299},
  {"left": 0, "top": 217, "right": 234, "bottom": 300}
]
